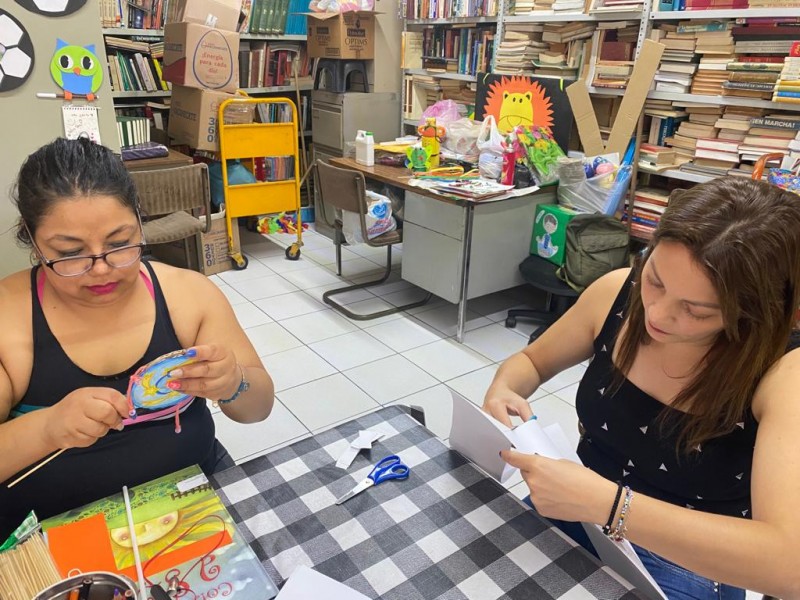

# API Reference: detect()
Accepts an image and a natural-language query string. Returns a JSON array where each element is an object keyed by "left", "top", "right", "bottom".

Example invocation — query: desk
[
  {"left": 328, "top": 158, "right": 555, "bottom": 342},
  {"left": 211, "top": 406, "right": 645, "bottom": 599}
]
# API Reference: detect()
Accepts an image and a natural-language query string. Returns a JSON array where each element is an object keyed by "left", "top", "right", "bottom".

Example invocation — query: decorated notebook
[{"left": 41, "top": 466, "right": 278, "bottom": 599}]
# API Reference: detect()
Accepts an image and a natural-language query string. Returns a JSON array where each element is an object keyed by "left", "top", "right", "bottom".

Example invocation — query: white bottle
[{"left": 355, "top": 130, "right": 375, "bottom": 167}]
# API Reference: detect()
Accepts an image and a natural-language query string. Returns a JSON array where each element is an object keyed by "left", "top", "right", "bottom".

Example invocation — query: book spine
[{"left": 749, "top": 117, "right": 800, "bottom": 130}]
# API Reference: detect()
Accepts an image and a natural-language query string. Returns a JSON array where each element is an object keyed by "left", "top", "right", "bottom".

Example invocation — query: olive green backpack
[{"left": 556, "top": 214, "right": 630, "bottom": 292}]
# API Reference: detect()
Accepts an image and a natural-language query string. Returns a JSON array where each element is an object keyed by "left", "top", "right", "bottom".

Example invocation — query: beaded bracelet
[
  {"left": 609, "top": 486, "right": 633, "bottom": 542},
  {"left": 602, "top": 483, "right": 624, "bottom": 536}
]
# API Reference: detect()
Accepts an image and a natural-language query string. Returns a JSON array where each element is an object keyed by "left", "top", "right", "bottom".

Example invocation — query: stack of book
[
  {"left": 533, "top": 23, "right": 594, "bottom": 77},
  {"left": 591, "top": 22, "right": 640, "bottom": 89},
  {"left": 666, "top": 104, "right": 723, "bottom": 164},
  {"left": 645, "top": 100, "right": 689, "bottom": 147},
  {"left": 494, "top": 28, "right": 546, "bottom": 75},
  {"left": 715, "top": 107, "right": 758, "bottom": 141},
  {"left": 624, "top": 187, "right": 671, "bottom": 241},
  {"left": 651, "top": 23, "right": 697, "bottom": 92},
  {"left": 694, "top": 137, "right": 740, "bottom": 169},
  {"left": 589, "top": 0, "right": 645, "bottom": 12},
  {"left": 638, "top": 144, "right": 680, "bottom": 172},
  {"left": 739, "top": 116, "right": 800, "bottom": 162},
  {"left": 552, "top": 0, "right": 589, "bottom": 12},
  {"left": 511, "top": 0, "right": 537, "bottom": 13},
  {"left": 773, "top": 52, "right": 800, "bottom": 104}
]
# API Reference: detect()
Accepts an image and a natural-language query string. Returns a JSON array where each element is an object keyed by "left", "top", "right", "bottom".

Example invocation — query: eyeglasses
[{"left": 25, "top": 218, "right": 147, "bottom": 278}]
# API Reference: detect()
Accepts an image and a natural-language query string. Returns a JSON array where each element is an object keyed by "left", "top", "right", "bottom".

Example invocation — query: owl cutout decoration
[
  {"left": 50, "top": 39, "right": 102, "bottom": 100},
  {"left": 15, "top": 0, "right": 87, "bottom": 18}
]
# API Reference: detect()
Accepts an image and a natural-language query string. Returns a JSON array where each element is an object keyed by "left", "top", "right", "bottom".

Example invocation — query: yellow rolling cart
[{"left": 217, "top": 96, "right": 303, "bottom": 269}]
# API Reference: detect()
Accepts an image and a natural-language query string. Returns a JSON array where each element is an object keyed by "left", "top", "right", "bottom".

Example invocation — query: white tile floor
[
  {"left": 209, "top": 225, "right": 577, "bottom": 501},
  {"left": 211, "top": 226, "right": 764, "bottom": 600}
]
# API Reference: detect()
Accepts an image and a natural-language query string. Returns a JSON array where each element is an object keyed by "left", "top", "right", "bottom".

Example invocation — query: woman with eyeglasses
[{"left": 0, "top": 138, "right": 275, "bottom": 539}]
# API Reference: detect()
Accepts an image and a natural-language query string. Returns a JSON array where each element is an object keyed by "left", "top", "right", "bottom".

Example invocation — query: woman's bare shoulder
[{"left": 0, "top": 269, "right": 33, "bottom": 303}]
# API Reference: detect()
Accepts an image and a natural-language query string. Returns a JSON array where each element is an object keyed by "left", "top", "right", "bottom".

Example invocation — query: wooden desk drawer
[{"left": 404, "top": 191, "right": 465, "bottom": 241}]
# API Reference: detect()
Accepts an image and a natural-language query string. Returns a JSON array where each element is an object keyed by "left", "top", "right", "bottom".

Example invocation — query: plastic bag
[
  {"left": 208, "top": 160, "right": 258, "bottom": 208},
  {"left": 558, "top": 161, "right": 632, "bottom": 216},
  {"left": 441, "top": 118, "right": 481, "bottom": 159},
  {"left": 477, "top": 116, "right": 505, "bottom": 179},
  {"left": 418, "top": 100, "right": 461, "bottom": 127},
  {"left": 476, "top": 115, "right": 504, "bottom": 155},
  {"left": 342, "top": 190, "right": 397, "bottom": 244}
]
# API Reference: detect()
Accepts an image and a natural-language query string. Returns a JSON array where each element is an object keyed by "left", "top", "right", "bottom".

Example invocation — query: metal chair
[
  {"left": 130, "top": 163, "right": 212, "bottom": 271},
  {"left": 314, "top": 159, "right": 431, "bottom": 320}
]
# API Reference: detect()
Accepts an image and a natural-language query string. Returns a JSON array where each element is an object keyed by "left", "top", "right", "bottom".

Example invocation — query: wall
[
  {"left": 370, "top": 0, "right": 402, "bottom": 94},
  {"left": 0, "top": 2, "right": 118, "bottom": 278}
]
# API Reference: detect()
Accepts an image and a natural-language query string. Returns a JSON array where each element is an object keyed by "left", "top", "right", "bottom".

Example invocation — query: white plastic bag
[
  {"left": 477, "top": 115, "right": 505, "bottom": 179},
  {"left": 476, "top": 115, "right": 504, "bottom": 155},
  {"left": 441, "top": 118, "right": 481, "bottom": 160},
  {"left": 342, "top": 190, "right": 397, "bottom": 244}
]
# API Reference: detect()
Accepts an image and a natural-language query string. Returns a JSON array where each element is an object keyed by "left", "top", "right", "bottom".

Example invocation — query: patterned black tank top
[{"left": 576, "top": 273, "right": 800, "bottom": 518}]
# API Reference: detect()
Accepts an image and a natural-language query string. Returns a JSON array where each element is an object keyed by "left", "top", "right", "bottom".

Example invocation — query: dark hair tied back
[{"left": 12, "top": 138, "right": 138, "bottom": 247}]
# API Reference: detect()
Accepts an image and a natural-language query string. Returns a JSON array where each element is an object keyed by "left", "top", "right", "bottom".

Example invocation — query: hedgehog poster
[{"left": 475, "top": 73, "right": 575, "bottom": 152}]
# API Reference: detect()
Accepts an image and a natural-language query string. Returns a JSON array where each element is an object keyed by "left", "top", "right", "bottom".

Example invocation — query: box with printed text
[
  {"left": 306, "top": 11, "right": 376, "bottom": 59},
  {"left": 163, "top": 22, "right": 240, "bottom": 93}
]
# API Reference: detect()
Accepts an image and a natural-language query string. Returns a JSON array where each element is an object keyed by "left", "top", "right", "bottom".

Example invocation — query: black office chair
[{"left": 505, "top": 255, "right": 580, "bottom": 344}]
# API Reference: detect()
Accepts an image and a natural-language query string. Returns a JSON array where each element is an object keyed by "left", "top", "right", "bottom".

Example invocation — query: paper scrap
[
  {"left": 176, "top": 473, "right": 208, "bottom": 493},
  {"left": 351, "top": 430, "right": 383, "bottom": 450},
  {"left": 276, "top": 566, "right": 370, "bottom": 600},
  {"left": 335, "top": 430, "right": 384, "bottom": 469}
]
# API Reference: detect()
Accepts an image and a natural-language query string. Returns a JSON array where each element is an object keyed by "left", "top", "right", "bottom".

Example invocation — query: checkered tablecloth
[{"left": 210, "top": 406, "right": 645, "bottom": 600}]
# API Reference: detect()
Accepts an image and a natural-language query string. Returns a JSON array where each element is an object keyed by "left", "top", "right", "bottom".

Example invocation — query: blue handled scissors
[{"left": 335, "top": 455, "right": 410, "bottom": 505}]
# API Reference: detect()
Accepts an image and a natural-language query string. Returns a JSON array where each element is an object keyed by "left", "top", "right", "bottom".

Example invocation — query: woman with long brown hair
[{"left": 484, "top": 177, "right": 800, "bottom": 599}]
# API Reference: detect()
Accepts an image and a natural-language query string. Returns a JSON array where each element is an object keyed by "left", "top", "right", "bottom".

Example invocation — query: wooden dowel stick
[{"left": 6, "top": 448, "right": 66, "bottom": 489}]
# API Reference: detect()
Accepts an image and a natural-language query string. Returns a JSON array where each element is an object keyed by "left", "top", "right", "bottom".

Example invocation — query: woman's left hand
[
  {"left": 501, "top": 449, "right": 617, "bottom": 525},
  {"left": 168, "top": 345, "right": 241, "bottom": 401}
]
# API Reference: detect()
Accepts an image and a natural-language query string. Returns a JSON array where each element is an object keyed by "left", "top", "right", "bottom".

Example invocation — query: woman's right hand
[
  {"left": 44, "top": 388, "right": 130, "bottom": 449},
  {"left": 483, "top": 386, "right": 535, "bottom": 428}
]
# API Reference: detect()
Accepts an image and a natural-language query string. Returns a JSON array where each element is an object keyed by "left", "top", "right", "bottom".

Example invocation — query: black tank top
[
  {"left": 0, "top": 262, "right": 216, "bottom": 539},
  {"left": 576, "top": 274, "right": 800, "bottom": 519}
]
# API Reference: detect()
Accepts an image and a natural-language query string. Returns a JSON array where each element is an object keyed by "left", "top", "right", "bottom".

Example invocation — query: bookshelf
[
  {"left": 100, "top": 5, "right": 312, "bottom": 148},
  {"left": 400, "top": 0, "right": 499, "bottom": 128}
]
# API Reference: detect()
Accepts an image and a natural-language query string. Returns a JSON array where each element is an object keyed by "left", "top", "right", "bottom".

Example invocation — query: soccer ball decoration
[
  {"left": 14, "top": 0, "right": 87, "bottom": 17},
  {"left": 0, "top": 10, "right": 35, "bottom": 93}
]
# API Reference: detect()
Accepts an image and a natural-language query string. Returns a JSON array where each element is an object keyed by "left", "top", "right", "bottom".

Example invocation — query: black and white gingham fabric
[{"left": 211, "top": 406, "right": 645, "bottom": 600}]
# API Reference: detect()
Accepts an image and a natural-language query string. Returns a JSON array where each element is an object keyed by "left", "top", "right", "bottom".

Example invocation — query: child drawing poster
[{"left": 475, "top": 73, "right": 575, "bottom": 152}]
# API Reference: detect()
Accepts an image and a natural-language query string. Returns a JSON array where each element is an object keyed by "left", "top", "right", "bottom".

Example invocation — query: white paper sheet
[
  {"left": 448, "top": 389, "right": 667, "bottom": 600},
  {"left": 448, "top": 391, "right": 514, "bottom": 482},
  {"left": 276, "top": 566, "right": 370, "bottom": 600}
]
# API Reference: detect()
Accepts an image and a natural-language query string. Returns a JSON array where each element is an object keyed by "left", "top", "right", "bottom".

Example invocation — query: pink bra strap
[{"left": 36, "top": 267, "right": 155, "bottom": 303}]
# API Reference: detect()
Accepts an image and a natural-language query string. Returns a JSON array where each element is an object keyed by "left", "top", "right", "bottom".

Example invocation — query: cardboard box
[
  {"left": 306, "top": 11, "right": 376, "bottom": 59},
  {"left": 167, "top": 0, "right": 243, "bottom": 33},
  {"left": 151, "top": 212, "right": 241, "bottom": 276},
  {"left": 532, "top": 204, "right": 581, "bottom": 266},
  {"left": 168, "top": 85, "right": 234, "bottom": 151},
  {"left": 163, "top": 23, "right": 240, "bottom": 93},
  {"left": 567, "top": 40, "right": 665, "bottom": 157}
]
